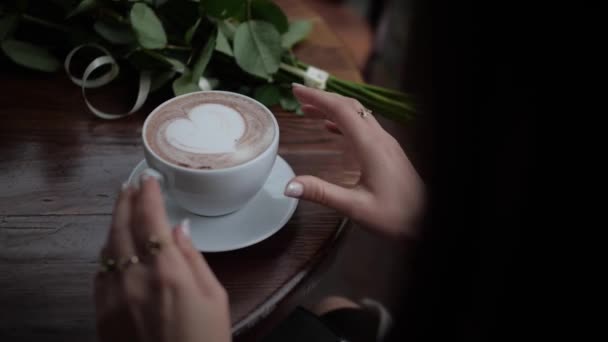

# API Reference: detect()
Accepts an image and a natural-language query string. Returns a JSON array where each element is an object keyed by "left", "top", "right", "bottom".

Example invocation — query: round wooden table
[{"left": 0, "top": 1, "right": 361, "bottom": 340}]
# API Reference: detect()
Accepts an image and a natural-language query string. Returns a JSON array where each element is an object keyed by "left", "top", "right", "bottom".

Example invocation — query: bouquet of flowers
[{"left": 0, "top": 0, "right": 413, "bottom": 122}]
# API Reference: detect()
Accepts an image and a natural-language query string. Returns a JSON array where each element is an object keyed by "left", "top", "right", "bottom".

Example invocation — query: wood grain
[{"left": 0, "top": 1, "right": 362, "bottom": 340}]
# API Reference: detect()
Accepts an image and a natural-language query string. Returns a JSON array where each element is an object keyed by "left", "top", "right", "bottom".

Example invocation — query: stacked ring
[
  {"left": 117, "top": 255, "right": 140, "bottom": 271},
  {"left": 99, "top": 235, "right": 168, "bottom": 273},
  {"left": 99, "top": 255, "right": 139, "bottom": 273}
]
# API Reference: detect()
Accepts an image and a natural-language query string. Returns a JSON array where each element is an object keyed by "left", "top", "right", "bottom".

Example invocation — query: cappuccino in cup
[
  {"left": 143, "top": 91, "right": 279, "bottom": 216},
  {"left": 145, "top": 92, "right": 275, "bottom": 170}
]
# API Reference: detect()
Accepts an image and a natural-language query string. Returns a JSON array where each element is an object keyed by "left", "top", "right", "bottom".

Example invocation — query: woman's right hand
[
  {"left": 95, "top": 177, "right": 231, "bottom": 342},
  {"left": 285, "top": 84, "right": 424, "bottom": 239}
]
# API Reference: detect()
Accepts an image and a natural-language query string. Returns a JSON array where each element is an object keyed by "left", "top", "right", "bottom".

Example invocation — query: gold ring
[
  {"left": 145, "top": 235, "right": 166, "bottom": 256},
  {"left": 99, "top": 257, "right": 117, "bottom": 273},
  {"left": 358, "top": 107, "right": 372, "bottom": 118},
  {"left": 117, "top": 255, "right": 140, "bottom": 271}
]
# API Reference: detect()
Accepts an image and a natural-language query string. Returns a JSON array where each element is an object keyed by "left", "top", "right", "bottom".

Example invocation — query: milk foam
[
  {"left": 145, "top": 92, "right": 275, "bottom": 170},
  {"left": 165, "top": 104, "right": 245, "bottom": 154}
]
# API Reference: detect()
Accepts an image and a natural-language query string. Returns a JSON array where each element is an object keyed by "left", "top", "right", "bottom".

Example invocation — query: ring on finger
[
  {"left": 357, "top": 107, "right": 372, "bottom": 118},
  {"left": 99, "top": 257, "right": 117, "bottom": 273},
  {"left": 117, "top": 255, "right": 140, "bottom": 271},
  {"left": 145, "top": 235, "right": 170, "bottom": 256},
  {"left": 99, "top": 254, "right": 139, "bottom": 273}
]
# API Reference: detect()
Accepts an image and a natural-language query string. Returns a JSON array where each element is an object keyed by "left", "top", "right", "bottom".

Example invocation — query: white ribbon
[
  {"left": 64, "top": 44, "right": 119, "bottom": 88},
  {"left": 65, "top": 44, "right": 151, "bottom": 120},
  {"left": 304, "top": 66, "right": 329, "bottom": 90},
  {"left": 279, "top": 63, "right": 329, "bottom": 90}
]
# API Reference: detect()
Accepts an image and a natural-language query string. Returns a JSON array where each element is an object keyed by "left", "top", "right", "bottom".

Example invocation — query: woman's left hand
[{"left": 95, "top": 176, "right": 231, "bottom": 342}]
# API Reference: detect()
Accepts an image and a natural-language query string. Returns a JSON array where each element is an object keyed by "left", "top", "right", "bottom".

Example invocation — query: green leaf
[
  {"left": 254, "top": 84, "right": 280, "bottom": 107},
  {"left": 130, "top": 3, "right": 167, "bottom": 49},
  {"left": 0, "top": 13, "right": 19, "bottom": 41},
  {"left": 172, "top": 69, "right": 200, "bottom": 96},
  {"left": 1, "top": 39, "right": 60, "bottom": 72},
  {"left": 150, "top": 70, "right": 176, "bottom": 92},
  {"left": 184, "top": 18, "right": 200, "bottom": 45},
  {"left": 216, "top": 29, "right": 232, "bottom": 56},
  {"left": 218, "top": 20, "right": 237, "bottom": 41},
  {"left": 67, "top": 0, "right": 98, "bottom": 19},
  {"left": 281, "top": 20, "right": 312, "bottom": 49},
  {"left": 94, "top": 20, "right": 135, "bottom": 45},
  {"left": 191, "top": 32, "right": 216, "bottom": 83},
  {"left": 279, "top": 92, "right": 299, "bottom": 111},
  {"left": 233, "top": 20, "right": 281, "bottom": 79},
  {"left": 201, "top": 0, "right": 246, "bottom": 19},
  {"left": 251, "top": 0, "right": 288, "bottom": 33}
]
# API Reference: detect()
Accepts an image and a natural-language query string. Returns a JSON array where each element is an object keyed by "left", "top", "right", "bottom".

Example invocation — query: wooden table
[{"left": 0, "top": 1, "right": 361, "bottom": 341}]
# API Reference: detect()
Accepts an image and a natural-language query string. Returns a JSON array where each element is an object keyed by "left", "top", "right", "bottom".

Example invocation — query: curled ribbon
[{"left": 64, "top": 44, "right": 151, "bottom": 120}]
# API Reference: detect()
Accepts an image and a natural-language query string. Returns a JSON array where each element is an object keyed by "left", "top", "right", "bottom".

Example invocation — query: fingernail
[
  {"left": 140, "top": 169, "right": 162, "bottom": 186},
  {"left": 284, "top": 181, "right": 304, "bottom": 198},
  {"left": 140, "top": 173, "right": 151, "bottom": 185},
  {"left": 179, "top": 219, "right": 191, "bottom": 238},
  {"left": 121, "top": 182, "right": 130, "bottom": 192},
  {"left": 292, "top": 82, "right": 304, "bottom": 88}
]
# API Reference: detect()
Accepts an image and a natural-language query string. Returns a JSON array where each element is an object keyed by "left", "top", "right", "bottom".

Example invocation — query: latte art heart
[
  {"left": 145, "top": 92, "right": 275, "bottom": 170},
  {"left": 165, "top": 104, "right": 245, "bottom": 154}
]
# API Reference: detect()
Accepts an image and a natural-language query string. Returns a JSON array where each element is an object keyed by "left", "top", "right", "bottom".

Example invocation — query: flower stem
[
  {"left": 22, "top": 14, "right": 70, "bottom": 33},
  {"left": 277, "top": 60, "right": 414, "bottom": 122},
  {"left": 332, "top": 77, "right": 411, "bottom": 101},
  {"left": 327, "top": 81, "right": 413, "bottom": 122},
  {"left": 279, "top": 63, "right": 306, "bottom": 78},
  {"left": 329, "top": 77, "right": 414, "bottom": 112},
  {"left": 165, "top": 44, "right": 191, "bottom": 51}
]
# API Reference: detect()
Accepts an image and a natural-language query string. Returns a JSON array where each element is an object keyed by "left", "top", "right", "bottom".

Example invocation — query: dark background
[{"left": 391, "top": 0, "right": 547, "bottom": 340}]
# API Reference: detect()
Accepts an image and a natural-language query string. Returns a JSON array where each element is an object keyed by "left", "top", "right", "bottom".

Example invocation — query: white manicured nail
[
  {"left": 284, "top": 181, "right": 304, "bottom": 198},
  {"left": 139, "top": 173, "right": 151, "bottom": 185},
  {"left": 140, "top": 169, "right": 162, "bottom": 186},
  {"left": 179, "top": 219, "right": 191, "bottom": 238},
  {"left": 121, "top": 182, "right": 130, "bottom": 192}
]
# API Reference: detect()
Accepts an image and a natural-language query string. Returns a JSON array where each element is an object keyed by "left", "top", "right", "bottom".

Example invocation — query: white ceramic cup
[{"left": 142, "top": 91, "right": 280, "bottom": 216}]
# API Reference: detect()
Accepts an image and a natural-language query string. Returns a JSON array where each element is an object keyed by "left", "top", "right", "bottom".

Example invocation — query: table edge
[{"left": 231, "top": 217, "right": 349, "bottom": 335}]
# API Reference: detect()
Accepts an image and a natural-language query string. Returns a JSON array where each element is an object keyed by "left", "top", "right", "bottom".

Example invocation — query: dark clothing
[
  {"left": 262, "top": 307, "right": 380, "bottom": 342},
  {"left": 391, "top": 0, "right": 544, "bottom": 340}
]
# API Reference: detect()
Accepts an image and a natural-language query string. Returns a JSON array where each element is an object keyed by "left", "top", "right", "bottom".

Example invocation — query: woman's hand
[
  {"left": 286, "top": 84, "right": 424, "bottom": 238},
  {"left": 95, "top": 177, "right": 231, "bottom": 342}
]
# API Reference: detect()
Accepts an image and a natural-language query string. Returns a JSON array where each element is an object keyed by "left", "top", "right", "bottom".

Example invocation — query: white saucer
[{"left": 127, "top": 156, "right": 299, "bottom": 252}]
